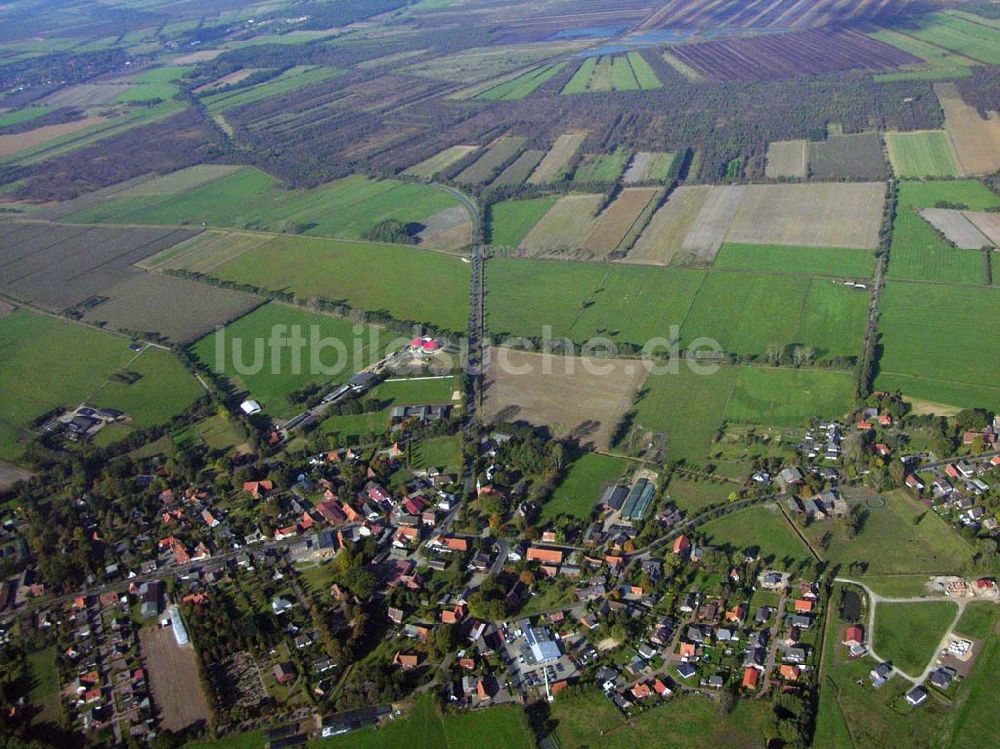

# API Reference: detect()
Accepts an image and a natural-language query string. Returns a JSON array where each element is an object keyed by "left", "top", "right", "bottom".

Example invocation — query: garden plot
[{"left": 919, "top": 208, "right": 993, "bottom": 249}]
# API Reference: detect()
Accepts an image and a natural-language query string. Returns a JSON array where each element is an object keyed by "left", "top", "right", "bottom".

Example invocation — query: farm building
[
  {"left": 168, "top": 605, "right": 189, "bottom": 646},
  {"left": 621, "top": 479, "right": 656, "bottom": 521}
]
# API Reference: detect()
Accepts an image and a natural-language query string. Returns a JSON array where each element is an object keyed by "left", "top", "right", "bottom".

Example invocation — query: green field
[
  {"left": 548, "top": 689, "right": 768, "bottom": 748},
  {"left": 699, "top": 505, "right": 814, "bottom": 565},
  {"left": 488, "top": 259, "right": 866, "bottom": 359},
  {"left": 869, "top": 27, "right": 978, "bottom": 81},
  {"left": 192, "top": 303, "right": 382, "bottom": 420},
  {"left": 309, "top": 694, "right": 533, "bottom": 749},
  {"left": 666, "top": 475, "right": 734, "bottom": 513},
  {"left": 375, "top": 377, "right": 458, "bottom": 406},
  {"left": 115, "top": 65, "right": 192, "bottom": 103},
  {"left": 804, "top": 490, "right": 976, "bottom": 574},
  {"left": 884, "top": 131, "right": 961, "bottom": 178},
  {"left": 487, "top": 197, "right": 559, "bottom": 248},
  {"left": 27, "top": 647, "right": 62, "bottom": 725},
  {"left": 633, "top": 365, "right": 852, "bottom": 461},
  {"left": 955, "top": 601, "right": 999, "bottom": 640},
  {"left": 714, "top": 243, "right": 876, "bottom": 278},
  {"left": 404, "top": 145, "right": 478, "bottom": 179},
  {"left": 200, "top": 65, "right": 344, "bottom": 113},
  {"left": 0, "top": 105, "right": 57, "bottom": 129},
  {"left": 410, "top": 434, "right": 463, "bottom": 473},
  {"left": 474, "top": 62, "right": 567, "bottom": 100},
  {"left": 873, "top": 600, "right": 957, "bottom": 676},
  {"left": 888, "top": 180, "right": 1000, "bottom": 284},
  {"left": 875, "top": 283, "right": 1000, "bottom": 411},
  {"left": 455, "top": 136, "right": 526, "bottom": 184},
  {"left": 63, "top": 170, "right": 466, "bottom": 246},
  {"left": 543, "top": 452, "right": 631, "bottom": 522},
  {"left": 573, "top": 149, "right": 631, "bottom": 183},
  {"left": 902, "top": 12, "right": 1000, "bottom": 65},
  {"left": 562, "top": 53, "right": 661, "bottom": 94},
  {"left": 0, "top": 310, "right": 201, "bottom": 460}
]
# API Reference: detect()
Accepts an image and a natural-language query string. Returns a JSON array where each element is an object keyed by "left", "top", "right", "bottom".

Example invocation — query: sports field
[
  {"left": 875, "top": 282, "right": 1000, "bottom": 410},
  {"left": 192, "top": 303, "right": 382, "bottom": 420},
  {"left": 161, "top": 233, "right": 471, "bottom": 332},
  {"left": 543, "top": 452, "right": 631, "bottom": 521},
  {"left": 0, "top": 309, "right": 202, "bottom": 459},
  {"left": 63, "top": 169, "right": 470, "bottom": 248},
  {"left": 884, "top": 130, "right": 961, "bottom": 178}
]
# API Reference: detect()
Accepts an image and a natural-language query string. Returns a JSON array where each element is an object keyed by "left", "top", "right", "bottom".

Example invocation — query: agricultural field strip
[
  {"left": 528, "top": 131, "right": 588, "bottom": 185},
  {"left": 918, "top": 208, "right": 993, "bottom": 249}
]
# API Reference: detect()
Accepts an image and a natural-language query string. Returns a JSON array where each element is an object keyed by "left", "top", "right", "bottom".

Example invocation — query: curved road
[{"left": 834, "top": 577, "right": 967, "bottom": 684}]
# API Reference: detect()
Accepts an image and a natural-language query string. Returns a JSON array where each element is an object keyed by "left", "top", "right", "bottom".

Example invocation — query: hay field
[
  {"left": 517, "top": 194, "right": 603, "bottom": 256},
  {"left": 918, "top": 208, "right": 992, "bottom": 249},
  {"left": 0, "top": 113, "right": 108, "bottom": 158},
  {"left": 765, "top": 140, "right": 808, "bottom": 178},
  {"left": 727, "top": 182, "right": 885, "bottom": 249},
  {"left": 580, "top": 187, "right": 661, "bottom": 258},
  {"left": 403, "top": 145, "right": 479, "bottom": 179},
  {"left": 455, "top": 135, "right": 526, "bottom": 184},
  {"left": 528, "top": 131, "right": 587, "bottom": 185},
  {"left": 483, "top": 347, "right": 648, "bottom": 450},
  {"left": 493, "top": 149, "right": 546, "bottom": 186},
  {"left": 884, "top": 130, "right": 962, "bottom": 178},
  {"left": 116, "top": 165, "right": 243, "bottom": 196},
  {"left": 680, "top": 185, "right": 745, "bottom": 263},
  {"left": 936, "top": 82, "right": 1000, "bottom": 175},
  {"left": 81, "top": 273, "right": 261, "bottom": 343},
  {"left": 965, "top": 212, "right": 1000, "bottom": 246},
  {"left": 625, "top": 185, "right": 713, "bottom": 265},
  {"left": 140, "top": 625, "right": 211, "bottom": 732},
  {"left": 622, "top": 152, "right": 676, "bottom": 184}
]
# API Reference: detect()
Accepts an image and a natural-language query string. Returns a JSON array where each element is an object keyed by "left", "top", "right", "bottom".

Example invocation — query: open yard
[
  {"left": 483, "top": 348, "right": 647, "bottom": 451},
  {"left": 884, "top": 130, "right": 962, "bottom": 178},
  {"left": 699, "top": 504, "right": 814, "bottom": 565},
  {"left": 873, "top": 601, "right": 958, "bottom": 676},
  {"left": 158, "top": 233, "right": 471, "bottom": 332},
  {"left": 0, "top": 309, "right": 202, "bottom": 460},
  {"left": 140, "top": 623, "right": 211, "bottom": 732},
  {"left": 804, "top": 490, "right": 976, "bottom": 574},
  {"left": 548, "top": 689, "right": 768, "bottom": 748},
  {"left": 543, "top": 452, "right": 631, "bottom": 522}
]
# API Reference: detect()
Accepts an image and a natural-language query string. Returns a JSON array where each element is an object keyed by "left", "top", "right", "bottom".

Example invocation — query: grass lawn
[
  {"left": 410, "top": 435, "right": 463, "bottom": 473},
  {"left": 804, "top": 490, "right": 976, "bottom": 574},
  {"left": 27, "top": 647, "right": 61, "bottom": 725},
  {"left": 64, "top": 170, "right": 466, "bottom": 246},
  {"left": 170, "top": 233, "right": 471, "bottom": 332},
  {"left": 309, "top": 693, "right": 533, "bottom": 748},
  {"left": 884, "top": 131, "right": 961, "bottom": 178},
  {"left": 487, "top": 197, "right": 559, "bottom": 248},
  {"left": 0, "top": 309, "right": 201, "bottom": 460},
  {"left": 549, "top": 689, "right": 768, "bottom": 748},
  {"left": 192, "top": 303, "right": 382, "bottom": 420},
  {"left": 874, "top": 600, "right": 958, "bottom": 675},
  {"left": 954, "top": 601, "right": 998, "bottom": 640},
  {"left": 699, "top": 505, "right": 814, "bottom": 566},
  {"left": 666, "top": 475, "right": 735, "bottom": 513},
  {"left": 875, "top": 283, "right": 1000, "bottom": 411},
  {"left": 543, "top": 452, "right": 631, "bottom": 522},
  {"left": 714, "top": 243, "right": 876, "bottom": 278},
  {"left": 375, "top": 377, "right": 459, "bottom": 406}
]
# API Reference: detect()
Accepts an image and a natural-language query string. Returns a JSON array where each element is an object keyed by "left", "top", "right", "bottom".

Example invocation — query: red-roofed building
[
  {"left": 794, "top": 599, "right": 814, "bottom": 613},
  {"left": 742, "top": 667, "right": 760, "bottom": 690},
  {"left": 527, "top": 546, "right": 564, "bottom": 565},
  {"left": 879, "top": 413, "right": 893, "bottom": 427},
  {"left": 317, "top": 500, "right": 347, "bottom": 525},
  {"left": 673, "top": 535, "right": 691, "bottom": 555},
  {"left": 439, "top": 535, "right": 470, "bottom": 553},
  {"left": 652, "top": 679, "right": 670, "bottom": 697},
  {"left": 843, "top": 625, "right": 864, "bottom": 648},
  {"left": 631, "top": 682, "right": 651, "bottom": 700},
  {"left": 856, "top": 420, "right": 873, "bottom": 431},
  {"left": 243, "top": 480, "right": 273, "bottom": 499},
  {"left": 780, "top": 665, "right": 800, "bottom": 681}
]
